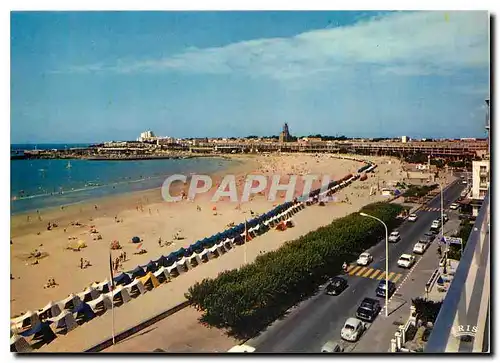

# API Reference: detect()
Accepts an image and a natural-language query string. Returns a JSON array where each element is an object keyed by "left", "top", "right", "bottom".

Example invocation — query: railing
[{"left": 425, "top": 189, "right": 490, "bottom": 353}]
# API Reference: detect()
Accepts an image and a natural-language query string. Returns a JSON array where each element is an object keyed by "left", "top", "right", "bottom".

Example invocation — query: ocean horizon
[{"left": 10, "top": 155, "right": 239, "bottom": 215}]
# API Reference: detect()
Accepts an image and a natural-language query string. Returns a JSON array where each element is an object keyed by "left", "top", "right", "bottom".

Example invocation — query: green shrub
[{"left": 185, "top": 202, "right": 404, "bottom": 338}]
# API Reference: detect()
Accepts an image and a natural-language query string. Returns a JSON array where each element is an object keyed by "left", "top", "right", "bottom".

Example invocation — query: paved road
[{"left": 251, "top": 179, "right": 465, "bottom": 353}]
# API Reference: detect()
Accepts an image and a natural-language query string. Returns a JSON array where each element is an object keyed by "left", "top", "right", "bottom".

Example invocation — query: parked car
[
  {"left": 325, "top": 277, "right": 348, "bottom": 296},
  {"left": 321, "top": 340, "right": 344, "bottom": 353},
  {"left": 413, "top": 241, "right": 428, "bottom": 254},
  {"left": 431, "top": 219, "right": 441, "bottom": 229},
  {"left": 356, "top": 252, "right": 373, "bottom": 266},
  {"left": 376, "top": 279, "right": 396, "bottom": 298},
  {"left": 356, "top": 297, "right": 381, "bottom": 322},
  {"left": 341, "top": 318, "right": 365, "bottom": 342},
  {"left": 422, "top": 233, "right": 435, "bottom": 243},
  {"left": 450, "top": 203, "right": 460, "bottom": 210},
  {"left": 388, "top": 231, "right": 401, "bottom": 243},
  {"left": 397, "top": 254, "right": 416, "bottom": 268}
]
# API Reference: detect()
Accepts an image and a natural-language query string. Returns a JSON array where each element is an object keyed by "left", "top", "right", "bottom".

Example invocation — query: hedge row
[
  {"left": 185, "top": 201, "right": 404, "bottom": 338},
  {"left": 402, "top": 184, "right": 438, "bottom": 198}
]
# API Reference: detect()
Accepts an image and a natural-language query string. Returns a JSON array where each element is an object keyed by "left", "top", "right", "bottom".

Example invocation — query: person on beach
[
  {"left": 27, "top": 215, "right": 30, "bottom": 222},
  {"left": 80, "top": 258, "right": 84, "bottom": 269},
  {"left": 94, "top": 204, "right": 98, "bottom": 210},
  {"left": 158, "top": 237, "right": 162, "bottom": 247},
  {"left": 149, "top": 208, "right": 151, "bottom": 215},
  {"left": 123, "top": 251, "right": 127, "bottom": 261}
]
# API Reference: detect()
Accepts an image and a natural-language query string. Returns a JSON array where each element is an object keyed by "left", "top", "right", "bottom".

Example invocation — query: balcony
[{"left": 425, "top": 189, "right": 490, "bottom": 353}]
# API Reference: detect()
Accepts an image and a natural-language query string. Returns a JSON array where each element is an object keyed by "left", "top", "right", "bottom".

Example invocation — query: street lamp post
[{"left": 360, "top": 212, "right": 389, "bottom": 317}]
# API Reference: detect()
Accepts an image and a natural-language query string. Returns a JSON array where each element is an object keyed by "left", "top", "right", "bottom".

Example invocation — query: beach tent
[
  {"left": 153, "top": 255, "right": 168, "bottom": 267},
  {"left": 92, "top": 280, "right": 111, "bottom": 294},
  {"left": 143, "top": 260, "right": 158, "bottom": 273},
  {"left": 60, "top": 294, "right": 82, "bottom": 311},
  {"left": 72, "top": 302, "right": 96, "bottom": 323},
  {"left": 198, "top": 249, "right": 210, "bottom": 262},
  {"left": 48, "top": 310, "right": 78, "bottom": 333},
  {"left": 87, "top": 294, "right": 112, "bottom": 314},
  {"left": 10, "top": 334, "right": 33, "bottom": 353},
  {"left": 187, "top": 253, "right": 202, "bottom": 267},
  {"left": 113, "top": 272, "right": 132, "bottom": 286},
  {"left": 208, "top": 245, "right": 221, "bottom": 258},
  {"left": 138, "top": 272, "right": 161, "bottom": 290},
  {"left": 78, "top": 286, "right": 101, "bottom": 303},
  {"left": 11, "top": 310, "right": 40, "bottom": 331},
  {"left": 128, "top": 266, "right": 147, "bottom": 279},
  {"left": 20, "top": 322, "right": 56, "bottom": 344},
  {"left": 124, "top": 279, "right": 146, "bottom": 297},
  {"left": 153, "top": 266, "right": 169, "bottom": 283},
  {"left": 38, "top": 301, "right": 62, "bottom": 322},
  {"left": 107, "top": 286, "right": 131, "bottom": 305},
  {"left": 131, "top": 236, "right": 141, "bottom": 243},
  {"left": 165, "top": 262, "right": 179, "bottom": 277},
  {"left": 176, "top": 257, "right": 189, "bottom": 273}
]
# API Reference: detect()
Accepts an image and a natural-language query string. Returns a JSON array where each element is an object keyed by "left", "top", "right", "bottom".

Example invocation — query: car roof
[
  {"left": 331, "top": 276, "right": 347, "bottom": 283},
  {"left": 391, "top": 231, "right": 399, "bottom": 234},
  {"left": 360, "top": 252, "right": 370, "bottom": 256},
  {"left": 345, "top": 317, "right": 362, "bottom": 326},
  {"left": 321, "top": 340, "right": 341, "bottom": 351},
  {"left": 400, "top": 254, "right": 412, "bottom": 258},
  {"left": 409, "top": 213, "right": 417, "bottom": 216},
  {"left": 361, "top": 297, "right": 378, "bottom": 304},
  {"left": 378, "top": 279, "right": 394, "bottom": 285}
]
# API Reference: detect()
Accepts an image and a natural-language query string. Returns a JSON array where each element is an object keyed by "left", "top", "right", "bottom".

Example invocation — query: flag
[{"left": 109, "top": 252, "right": 116, "bottom": 291}]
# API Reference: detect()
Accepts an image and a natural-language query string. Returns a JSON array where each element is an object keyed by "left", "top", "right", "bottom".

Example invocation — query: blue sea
[{"left": 11, "top": 144, "right": 237, "bottom": 215}]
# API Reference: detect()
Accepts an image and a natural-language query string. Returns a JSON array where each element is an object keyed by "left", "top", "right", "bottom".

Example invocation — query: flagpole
[
  {"left": 109, "top": 252, "right": 116, "bottom": 345},
  {"left": 244, "top": 219, "right": 247, "bottom": 264}
]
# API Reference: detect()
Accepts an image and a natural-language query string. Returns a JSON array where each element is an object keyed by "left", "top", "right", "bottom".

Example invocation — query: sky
[{"left": 11, "top": 11, "right": 490, "bottom": 144}]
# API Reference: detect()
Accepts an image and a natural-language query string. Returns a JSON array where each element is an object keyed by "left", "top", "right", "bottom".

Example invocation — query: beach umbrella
[{"left": 131, "top": 236, "right": 141, "bottom": 244}]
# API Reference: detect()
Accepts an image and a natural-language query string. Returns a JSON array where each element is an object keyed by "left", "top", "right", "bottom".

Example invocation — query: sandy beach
[{"left": 11, "top": 153, "right": 369, "bottom": 317}]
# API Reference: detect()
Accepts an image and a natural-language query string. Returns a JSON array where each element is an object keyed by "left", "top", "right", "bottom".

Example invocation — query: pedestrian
[
  {"left": 437, "top": 246, "right": 442, "bottom": 257},
  {"left": 158, "top": 237, "right": 162, "bottom": 247},
  {"left": 123, "top": 251, "right": 127, "bottom": 261},
  {"left": 80, "top": 257, "right": 84, "bottom": 269}
]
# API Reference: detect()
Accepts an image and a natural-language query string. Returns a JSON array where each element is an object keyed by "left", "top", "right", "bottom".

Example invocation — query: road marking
[
  {"left": 362, "top": 268, "right": 374, "bottom": 278},
  {"left": 369, "top": 270, "right": 381, "bottom": 279},
  {"left": 391, "top": 274, "right": 402, "bottom": 283},
  {"left": 355, "top": 267, "right": 368, "bottom": 276},
  {"left": 376, "top": 272, "right": 386, "bottom": 280},
  {"left": 347, "top": 265, "right": 356, "bottom": 273},
  {"left": 387, "top": 272, "right": 395, "bottom": 280},
  {"left": 349, "top": 266, "right": 362, "bottom": 275}
]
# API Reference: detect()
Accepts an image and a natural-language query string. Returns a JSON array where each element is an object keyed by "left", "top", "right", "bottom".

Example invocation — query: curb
[{"left": 84, "top": 300, "right": 190, "bottom": 352}]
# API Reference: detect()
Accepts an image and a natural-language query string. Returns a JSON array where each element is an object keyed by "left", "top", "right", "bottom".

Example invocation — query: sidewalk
[{"left": 353, "top": 217, "right": 461, "bottom": 352}]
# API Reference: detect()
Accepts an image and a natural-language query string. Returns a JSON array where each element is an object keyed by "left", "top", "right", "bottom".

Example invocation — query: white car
[
  {"left": 321, "top": 340, "right": 344, "bottom": 353},
  {"left": 340, "top": 317, "right": 365, "bottom": 342},
  {"left": 227, "top": 344, "right": 255, "bottom": 353},
  {"left": 388, "top": 231, "right": 401, "bottom": 243},
  {"left": 431, "top": 220, "right": 441, "bottom": 229},
  {"left": 357, "top": 252, "right": 373, "bottom": 266},
  {"left": 450, "top": 203, "right": 459, "bottom": 210},
  {"left": 397, "top": 254, "right": 416, "bottom": 268},
  {"left": 408, "top": 213, "right": 418, "bottom": 222},
  {"left": 413, "top": 242, "right": 428, "bottom": 255}
]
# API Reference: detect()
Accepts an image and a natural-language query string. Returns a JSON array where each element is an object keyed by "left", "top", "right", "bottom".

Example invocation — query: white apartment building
[{"left": 471, "top": 159, "right": 490, "bottom": 216}]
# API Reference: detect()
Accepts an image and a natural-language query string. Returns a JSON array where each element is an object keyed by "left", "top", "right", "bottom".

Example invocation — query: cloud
[{"left": 61, "top": 11, "right": 489, "bottom": 80}]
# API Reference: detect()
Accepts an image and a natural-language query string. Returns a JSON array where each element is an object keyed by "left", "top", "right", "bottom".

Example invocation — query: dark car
[
  {"left": 356, "top": 298, "right": 381, "bottom": 322},
  {"left": 325, "top": 277, "right": 348, "bottom": 296},
  {"left": 376, "top": 279, "right": 396, "bottom": 298},
  {"left": 422, "top": 233, "right": 434, "bottom": 243}
]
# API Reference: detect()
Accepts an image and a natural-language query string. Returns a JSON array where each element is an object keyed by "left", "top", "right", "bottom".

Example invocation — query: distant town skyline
[{"left": 11, "top": 11, "right": 490, "bottom": 144}]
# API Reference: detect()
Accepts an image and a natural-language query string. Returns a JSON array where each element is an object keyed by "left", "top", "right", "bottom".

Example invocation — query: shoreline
[{"left": 10, "top": 155, "right": 255, "bottom": 239}]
